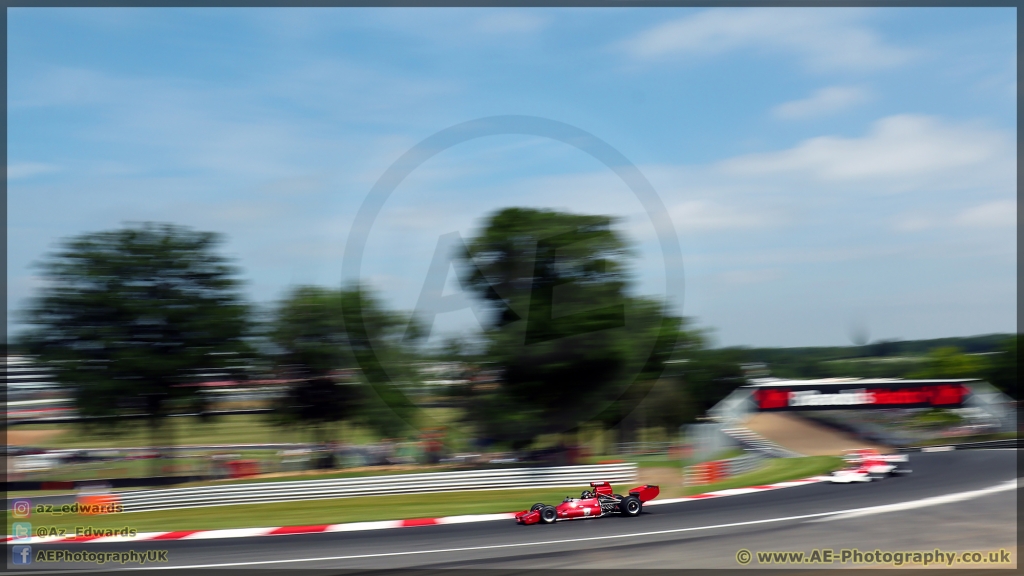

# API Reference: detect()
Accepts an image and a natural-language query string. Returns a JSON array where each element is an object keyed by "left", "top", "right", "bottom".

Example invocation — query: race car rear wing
[{"left": 628, "top": 484, "right": 659, "bottom": 502}]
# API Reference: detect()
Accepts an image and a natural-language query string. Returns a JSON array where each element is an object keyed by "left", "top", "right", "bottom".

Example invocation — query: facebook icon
[{"left": 12, "top": 545, "right": 32, "bottom": 565}]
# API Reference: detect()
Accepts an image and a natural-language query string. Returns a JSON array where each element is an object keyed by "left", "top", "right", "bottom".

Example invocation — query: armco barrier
[{"left": 112, "top": 463, "right": 637, "bottom": 513}]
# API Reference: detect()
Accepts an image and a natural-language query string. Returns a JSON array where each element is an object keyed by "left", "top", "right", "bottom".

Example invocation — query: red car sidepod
[{"left": 628, "top": 484, "right": 660, "bottom": 502}]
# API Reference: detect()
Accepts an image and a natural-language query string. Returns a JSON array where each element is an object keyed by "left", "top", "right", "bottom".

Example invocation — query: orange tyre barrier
[{"left": 76, "top": 493, "right": 121, "bottom": 515}]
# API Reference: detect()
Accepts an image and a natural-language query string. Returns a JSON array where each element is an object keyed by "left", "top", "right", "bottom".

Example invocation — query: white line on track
[
  {"left": 9, "top": 478, "right": 1017, "bottom": 573},
  {"left": 811, "top": 478, "right": 1018, "bottom": 522}
]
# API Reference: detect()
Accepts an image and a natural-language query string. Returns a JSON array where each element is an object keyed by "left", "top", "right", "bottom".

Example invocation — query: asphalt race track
[{"left": 7, "top": 449, "right": 1018, "bottom": 572}]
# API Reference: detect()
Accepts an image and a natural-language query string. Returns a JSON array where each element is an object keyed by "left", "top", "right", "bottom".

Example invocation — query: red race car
[{"left": 515, "top": 481, "right": 660, "bottom": 525}]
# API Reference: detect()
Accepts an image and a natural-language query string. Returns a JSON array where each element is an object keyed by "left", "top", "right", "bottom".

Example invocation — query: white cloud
[
  {"left": 772, "top": 86, "right": 870, "bottom": 119},
  {"left": 955, "top": 200, "right": 1017, "bottom": 228},
  {"left": 7, "top": 162, "right": 61, "bottom": 180},
  {"left": 893, "top": 199, "right": 1016, "bottom": 233},
  {"left": 619, "top": 8, "right": 916, "bottom": 72},
  {"left": 717, "top": 114, "right": 1013, "bottom": 189},
  {"left": 8, "top": 61, "right": 456, "bottom": 188},
  {"left": 669, "top": 200, "right": 774, "bottom": 233}
]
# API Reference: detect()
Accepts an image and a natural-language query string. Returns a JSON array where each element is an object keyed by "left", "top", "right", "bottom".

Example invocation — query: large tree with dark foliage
[
  {"left": 19, "top": 223, "right": 252, "bottom": 474},
  {"left": 340, "top": 286, "right": 425, "bottom": 437},
  {"left": 269, "top": 286, "right": 363, "bottom": 444},
  {"left": 459, "top": 208, "right": 676, "bottom": 448},
  {"left": 272, "top": 285, "right": 421, "bottom": 441}
]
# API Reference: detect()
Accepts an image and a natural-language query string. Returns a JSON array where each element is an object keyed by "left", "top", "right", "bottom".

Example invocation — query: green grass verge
[
  {"left": 909, "top": 431, "right": 1018, "bottom": 447},
  {"left": 681, "top": 455, "right": 841, "bottom": 496},
  {"left": 584, "top": 447, "right": 745, "bottom": 469},
  {"left": 6, "top": 456, "right": 842, "bottom": 534}
]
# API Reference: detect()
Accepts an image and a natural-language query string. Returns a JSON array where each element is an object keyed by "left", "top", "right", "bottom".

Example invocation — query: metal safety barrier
[
  {"left": 112, "top": 463, "right": 638, "bottom": 513},
  {"left": 726, "top": 452, "right": 767, "bottom": 476},
  {"left": 683, "top": 452, "right": 766, "bottom": 486}
]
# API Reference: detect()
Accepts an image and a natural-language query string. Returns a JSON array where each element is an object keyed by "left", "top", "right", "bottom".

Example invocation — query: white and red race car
[{"left": 827, "top": 448, "right": 911, "bottom": 483}]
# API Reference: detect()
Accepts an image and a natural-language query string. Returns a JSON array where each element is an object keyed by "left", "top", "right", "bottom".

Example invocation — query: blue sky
[{"left": 7, "top": 8, "right": 1016, "bottom": 347}]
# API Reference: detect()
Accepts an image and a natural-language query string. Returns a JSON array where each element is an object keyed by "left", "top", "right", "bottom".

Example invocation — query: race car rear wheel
[
  {"left": 540, "top": 506, "right": 558, "bottom": 524},
  {"left": 620, "top": 496, "right": 642, "bottom": 517},
  {"left": 531, "top": 503, "right": 545, "bottom": 512}
]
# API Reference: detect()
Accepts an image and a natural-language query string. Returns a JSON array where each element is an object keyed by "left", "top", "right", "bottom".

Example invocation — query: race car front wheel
[
  {"left": 531, "top": 503, "right": 546, "bottom": 512},
  {"left": 620, "top": 496, "right": 642, "bottom": 517},
  {"left": 540, "top": 506, "right": 558, "bottom": 524}
]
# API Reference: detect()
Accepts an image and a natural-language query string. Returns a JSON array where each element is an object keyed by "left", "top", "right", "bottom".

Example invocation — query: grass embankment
[
  {"left": 681, "top": 455, "right": 839, "bottom": 496},
  {"left": 909, "top": 431, "right": 1018, "bottom": 447},
  {"left": 584, "top": 447, "right": 746, "bottom": 470},
  {"left": 6, "top": 456, "right": 842, "bottom": 534}
]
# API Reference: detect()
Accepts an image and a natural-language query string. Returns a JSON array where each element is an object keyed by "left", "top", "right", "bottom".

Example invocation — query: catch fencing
[
  {"left": 615, "top": 441, "right": 676, "bottom": 455},
  {"left": 112, "top": 463, "right": 638, "bottom": 513}
]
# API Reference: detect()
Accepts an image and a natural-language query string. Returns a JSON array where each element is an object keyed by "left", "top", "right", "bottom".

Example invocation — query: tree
[
  {"left": 269, "top": 286, "right": 363, "bottom": 444},
  {"left": 591, "top": 308, "right": 695, "bottom": 445},
  {"left": 459, "top": 208, "right": 673, "bottom": 448},
  {"left": 18, "top": 223, "right": 252, "bottom": 475},
  {"left": 340, "top": 285, "right": 423, "bottom": 438},
  {"left": 985, "top": 335, "right": 1018, "bottom": 399},
  {"left": 910, "top": 347, "right": 988, "bottom": 380},
  {"left": 272, "top": 285, "right": 422, "bottom": 441},
  {"left": 677, "top": 348, "right": 747, "bottom": 415}
]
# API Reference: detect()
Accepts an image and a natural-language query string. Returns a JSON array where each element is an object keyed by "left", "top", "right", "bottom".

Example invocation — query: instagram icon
[{"left": 12, "top": 499, "right": 31, "bottom": 518}]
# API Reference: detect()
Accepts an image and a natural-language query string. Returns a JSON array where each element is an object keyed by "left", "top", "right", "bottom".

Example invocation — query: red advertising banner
[{"left": 754, "top": 383, "right": 968, "bottom": 411}]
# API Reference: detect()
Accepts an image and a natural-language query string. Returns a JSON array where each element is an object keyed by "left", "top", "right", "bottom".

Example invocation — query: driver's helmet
[{"left": 563, "top": 496, "right": 574, "bottom": 502}]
